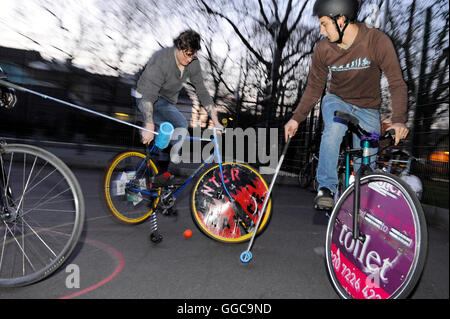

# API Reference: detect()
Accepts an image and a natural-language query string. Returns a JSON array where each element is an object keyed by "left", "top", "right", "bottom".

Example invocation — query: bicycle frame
[
  {"left": 352, "top": 139, "right": 373, "bottom": 241},
  {"left": 127, "top": 127, "right": 234, "bottom": 202},
  {"left": 334, "top": 111, "right": 386, "bottom": 241}
]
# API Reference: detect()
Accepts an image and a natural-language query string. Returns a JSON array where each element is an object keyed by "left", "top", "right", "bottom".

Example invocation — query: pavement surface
[
  {"left": 0, "top": 141, "right": 448, "bottom": 306},
  {"left": 29, "top": 139, "right": 450, "bottom": 231}
]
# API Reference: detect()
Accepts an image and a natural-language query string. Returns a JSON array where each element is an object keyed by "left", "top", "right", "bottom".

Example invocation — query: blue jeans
[
  {"left": 138, "top": 97, "right": 188, "bottom": 162},
  {"left": 317, "top": 94, "right": 381, "bottom": 193}
]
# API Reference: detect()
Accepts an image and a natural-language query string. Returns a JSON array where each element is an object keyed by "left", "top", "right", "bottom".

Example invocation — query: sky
[
  {"left": 0, "top": 0, "right": 390, "bottom": 76},
  {"left": 1, "top": 1, "right": 96, "bottom": 57},
  {"left": 0, "top": 0, "right": 190, "bottom": 75}
]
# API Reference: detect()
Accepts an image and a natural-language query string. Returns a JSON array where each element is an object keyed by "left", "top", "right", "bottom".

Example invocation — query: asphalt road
[{"left": 0, "top": 167, "right": 448, "bottom": 302}]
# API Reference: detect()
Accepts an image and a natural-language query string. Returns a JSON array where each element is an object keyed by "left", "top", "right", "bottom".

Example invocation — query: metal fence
[{"left": 1, "top": 44, "right": 448, "bottom": 209}]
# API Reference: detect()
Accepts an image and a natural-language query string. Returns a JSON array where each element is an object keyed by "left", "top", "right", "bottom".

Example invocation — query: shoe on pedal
[
  {"left": 314, "top": 188, "right": 335, "bottom": 211},
  {"left": 151, "top": 171, "right": 175, "bottom": 187}
]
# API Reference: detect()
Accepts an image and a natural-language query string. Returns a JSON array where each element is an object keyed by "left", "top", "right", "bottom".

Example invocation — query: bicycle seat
[{"left": 333, "top": 111, "right": 359, "bottom": 126}]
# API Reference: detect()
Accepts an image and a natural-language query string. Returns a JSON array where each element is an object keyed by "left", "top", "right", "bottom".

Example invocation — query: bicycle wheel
[
  {"left": 104, "top": 151, "right": 161, "bottom": 224},
  {"left": 325, "top": 172, "right": 428, "bottom": 299},
  {"left": 298, "top": 162, "right": 312, "bottom": 188},
  {"left": 191, "top": 162, "right": 272, "bottom": 243},
  {"left": 0, "top": 143, "right": 84, "bottom": 287}
]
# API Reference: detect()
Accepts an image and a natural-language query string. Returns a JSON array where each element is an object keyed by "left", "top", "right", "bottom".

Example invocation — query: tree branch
[{"left": 198, "top": 0, "right": 270, "bottom": 68}]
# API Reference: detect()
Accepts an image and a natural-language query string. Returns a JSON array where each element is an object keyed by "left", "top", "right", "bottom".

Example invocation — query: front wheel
[
  {"left": 191, "top": 163, "right": 272, "bottom": 243},
  {"left": 325, "top": 172, "right": 427, "bottom": 299},
  {"left": 0, "top": 144, "right": 84, "bottom": 287}
]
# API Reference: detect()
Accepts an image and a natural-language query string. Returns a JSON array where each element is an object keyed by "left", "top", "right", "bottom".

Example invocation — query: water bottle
[{"left": 155, "top": 122, "right": 174, "bottom": 149}]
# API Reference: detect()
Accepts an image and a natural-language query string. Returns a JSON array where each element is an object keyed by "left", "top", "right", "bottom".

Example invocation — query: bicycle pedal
[
  {"left": 161, "top": 207, "right": 177, "bottom": 216},
  {"left": 150, "top": 231, "right": 163, "bottom": 244},
  {"left": 159, "top": 208, "right": 169, "bottom": 215}
]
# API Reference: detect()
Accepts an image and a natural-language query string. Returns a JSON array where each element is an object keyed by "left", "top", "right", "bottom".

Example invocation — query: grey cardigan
[{"left": 136, "top": 46, "right": 213, "bottom": 107}]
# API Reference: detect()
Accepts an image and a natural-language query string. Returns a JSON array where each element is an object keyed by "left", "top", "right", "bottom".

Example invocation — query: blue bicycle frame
[{"left": 127, "top": 127, "right": 234, "bottom": 201}]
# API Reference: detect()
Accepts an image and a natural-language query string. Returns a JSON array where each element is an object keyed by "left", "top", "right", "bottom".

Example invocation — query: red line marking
[{"left": 58, "top": 238, "right": 125, "bottom": 299}]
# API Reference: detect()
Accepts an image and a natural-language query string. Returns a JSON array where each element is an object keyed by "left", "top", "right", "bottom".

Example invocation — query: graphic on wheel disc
[
  {"left": 192, "top": 163, "right": 271, "bottom": 242},
  {"left": 328, "top": 178, "right": 421, "bottom": 299}
]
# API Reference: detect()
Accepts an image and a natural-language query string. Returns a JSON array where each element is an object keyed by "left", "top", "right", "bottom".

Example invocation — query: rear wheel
[{"left": 104, "top": 151, "right": 161, "bottom": 224}]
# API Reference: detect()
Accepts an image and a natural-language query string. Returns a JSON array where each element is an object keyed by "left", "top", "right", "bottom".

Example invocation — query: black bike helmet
[
  {"left": 313, "top": 0, "right": 359, "bottom": 44},
  {"left": 313, "top": 0, "right": 359, "bottom": 21}
]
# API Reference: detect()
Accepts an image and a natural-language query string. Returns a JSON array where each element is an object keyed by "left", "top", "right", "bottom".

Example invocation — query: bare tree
[
  {"left": 196, "top": 0, "right": 318, "bottom": 126},
  {"left": 384, "top": 0, "right": 448, "bottom": 139},
  {"left": 357, "top": 0, "right": 448, "bottom": 135}
]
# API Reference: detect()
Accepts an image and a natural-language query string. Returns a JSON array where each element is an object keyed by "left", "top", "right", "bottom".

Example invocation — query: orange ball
[{"left": 183, "top": 229, "right": 193, "bottom": 238}]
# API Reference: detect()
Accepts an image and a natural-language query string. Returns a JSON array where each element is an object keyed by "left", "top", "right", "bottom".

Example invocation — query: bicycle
[
  {"left": 325, "top": 111, "right": 428, "bottom": 299},
  {"left": 300, "top": 130, "right": 354, "bottom": 196},
  {"left": 103, "top": 126, "right": 273, "bottom": 244},
  {"left": 376, "top": 150, "right": 423, "bottom": 200},
  {"left": 0, "top": 77, "right": 85, "bottom": 287},
  {"left": 298, "top": 151, "right": 319, "bottom": 191}
]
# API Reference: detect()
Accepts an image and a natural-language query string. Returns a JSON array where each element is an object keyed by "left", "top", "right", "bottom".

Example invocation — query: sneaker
[
  {"left": 314, "top": 188, "right": 335, "bottom": 210},
  {"left": 151, "top": 171, "right": 175, "bottom": 187}
]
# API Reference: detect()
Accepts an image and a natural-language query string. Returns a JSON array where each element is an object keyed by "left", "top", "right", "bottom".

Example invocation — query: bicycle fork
[{"left": 352, "top": 140, "right": 372, "bottom": 241}]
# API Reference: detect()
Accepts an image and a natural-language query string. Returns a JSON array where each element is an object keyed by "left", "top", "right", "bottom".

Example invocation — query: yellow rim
[
  {"left": 104, "top": 151, "right": 160, "bottom": 224},
  {"left": 191, "top": 162, "right": 272, "bottom": 243}
]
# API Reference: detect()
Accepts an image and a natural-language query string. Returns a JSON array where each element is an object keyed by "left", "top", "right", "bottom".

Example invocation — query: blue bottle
[{"left": 155, "top": 122, "right": 174, "bottom": 149}]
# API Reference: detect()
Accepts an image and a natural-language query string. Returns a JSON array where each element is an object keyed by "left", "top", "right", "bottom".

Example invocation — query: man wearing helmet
[{"left": 284, "top": 0, "right": 409, "bottom": 210}]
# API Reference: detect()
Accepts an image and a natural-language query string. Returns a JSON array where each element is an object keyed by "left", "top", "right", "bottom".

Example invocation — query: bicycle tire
[
  {"left": 325, "top": 172, "right": 428, "bottom": 299},
  {"left": 104, "top": 151, "right": 161, "bottom": 224},
  {"left": 298, "top": 163, "right": 313, "bottom": 188},
  {"left": 191, "top": 162, "right": 272, "bottom": 243},
  {"left": 0, "top": 144, "right": 84, "bottom": 287}
]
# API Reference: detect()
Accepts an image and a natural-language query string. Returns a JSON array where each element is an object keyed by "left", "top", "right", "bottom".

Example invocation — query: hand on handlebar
[{"left": 386, "top": 123, "right": 409, "bottom": 146}]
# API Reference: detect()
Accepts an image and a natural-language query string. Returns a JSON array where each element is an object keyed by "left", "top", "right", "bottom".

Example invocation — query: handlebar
[
  {"left": 333, "top": 111, "right": 397, "bottom": 143},
  {"left": 213, "top": 126, "right": 226, "bottom": 134},
  {"left": 380, "top": 128, "right": 396, "bottom": 142}
]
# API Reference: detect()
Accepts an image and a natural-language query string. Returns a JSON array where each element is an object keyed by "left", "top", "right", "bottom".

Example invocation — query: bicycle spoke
[
  {"left": 2, "top": 221, "right": 36, "bottom": 273},
  {"left": 16, "top": 153, "right": 37, "bottom": 211},
  {"left": 0, "top": 222, "right": 8, "bottom": 273},
  {"left": 0, "top": 144, "right": 84, "bottom": 287},
  {"left": 22, "top": 187, "right": 73, "bottom": 216},
  {"left": 20, "top": 218, "right": 58, "bottom": 257},
  {"left": 0, "top": 214, "right": 73, "bottom": 279}
]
